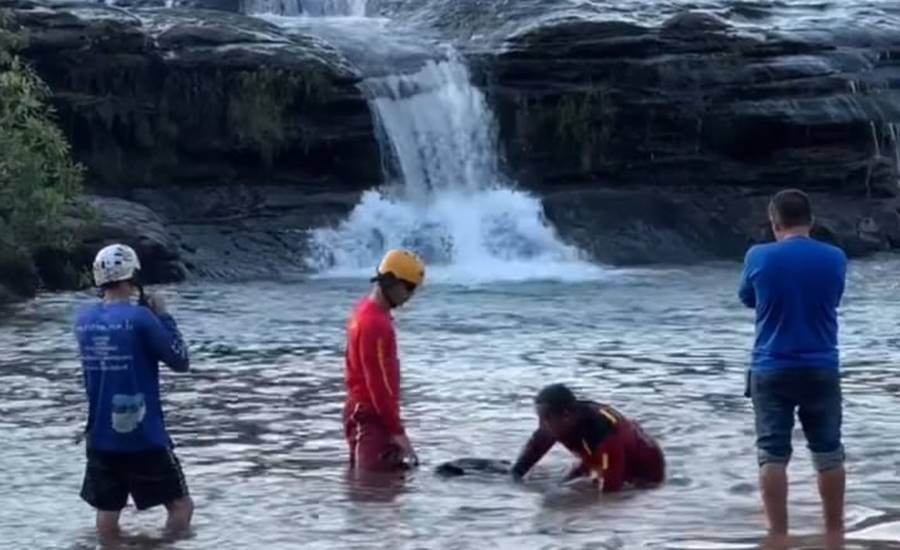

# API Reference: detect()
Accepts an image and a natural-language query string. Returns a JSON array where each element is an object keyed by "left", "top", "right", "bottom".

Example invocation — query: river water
[{"left": 2, "top": 257, "right": 899, "bottom": 549}]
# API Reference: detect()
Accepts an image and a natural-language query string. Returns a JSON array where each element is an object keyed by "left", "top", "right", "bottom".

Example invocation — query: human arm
[
  {"left": 738, "top": 247, "right": 758, "bottom": 308},
  {"left": 140, "top": 294, "right": 189, "bottom": 372},
  {"left": 511, "top": 427, "right": 556, "bottom": 480},
  {"left": 836, "top": 250, "right": 848, "bottom": 305},
  {"left": 563, "top": 461, "right": 591, "bottom": 483}
]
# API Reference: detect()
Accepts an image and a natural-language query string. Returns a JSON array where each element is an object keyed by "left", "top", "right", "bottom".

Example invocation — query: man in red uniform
[
  {"left": 343, "top": 249, "right": 425, "bottom": 472},
  {"left": 512, "top": 384, "right": 665, "bottom": 492}
]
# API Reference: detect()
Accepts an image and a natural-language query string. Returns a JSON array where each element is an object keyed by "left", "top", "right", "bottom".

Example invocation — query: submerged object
[{"left": 435, "top": 458, "right": 512, "bottom": 477}]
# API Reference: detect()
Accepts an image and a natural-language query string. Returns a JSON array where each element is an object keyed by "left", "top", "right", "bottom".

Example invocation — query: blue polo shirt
[{"left": 739, "top": 236, "right": 847, "bottom": 371}]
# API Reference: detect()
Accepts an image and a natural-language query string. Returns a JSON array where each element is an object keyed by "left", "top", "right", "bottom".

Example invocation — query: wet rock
[
  {"left": 70, "top": 195, "right": 187, "bottom": 284},
  {"left": 0, "top": 247, "right": 40, "bottom": 302},
  {"left": 131, "top": 185, "right": 360, "bottom": 279},
  {"left": 106, "top": 0, "right": 241, "bottom": 12},
  {"left": 28, "top": 195, "right": 187, "bottom": 294},
  {"left": 660, "top": 10, "right": 731, "bottom": 37},
  {"left": 0, "top": 196, "right": 184, "bottom": 302},
  {"left": 484, "top": 13, "right": 900, "bottom": 196},
  {"left": 7, "top": 0, "right": 381, "bottom": 192},
  {"left": 4, "top": 0, "right": 381, "bottom": 288},
  {"left": 474, "top": 9, "right": 900, "bottom": 259},
  {"left": 721, "top": 190, "right": 900, "bottom": 258},
  {"left": 542, "top": 187, "right": 749, "bottom": 265},
  {"left": 543, "top": 187, "right": 900, "bottom": 263}
]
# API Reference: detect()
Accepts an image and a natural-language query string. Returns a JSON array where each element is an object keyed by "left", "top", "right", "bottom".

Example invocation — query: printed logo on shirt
[
  {"left": 79, "top": 322, "right": 136, "bottom": 372},
  {"left": 111, "top": 393, "right": 146, "bottom": 434},
  {"left": 76, "top": 319, "right": 135, "bottom": 333}
]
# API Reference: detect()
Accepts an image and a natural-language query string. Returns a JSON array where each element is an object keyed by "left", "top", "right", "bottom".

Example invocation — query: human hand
[
  {"left": 143, "top": 292, "right": 169, "bottom": 316},
  {"left": 391, "top": 433, "right": 419, "bottom": 467}
]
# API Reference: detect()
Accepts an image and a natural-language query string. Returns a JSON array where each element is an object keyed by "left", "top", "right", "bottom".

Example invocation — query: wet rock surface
[
  {"left": 476, "top": 8, "right": 900, "bottom": 259},
  {"left": 6, "top": 0, "right": 381, "bottom": 192}
]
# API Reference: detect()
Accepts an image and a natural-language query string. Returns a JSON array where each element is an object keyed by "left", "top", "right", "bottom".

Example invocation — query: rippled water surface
[{"left": 2, "top": 258, "right": 900, "bottom": 549}]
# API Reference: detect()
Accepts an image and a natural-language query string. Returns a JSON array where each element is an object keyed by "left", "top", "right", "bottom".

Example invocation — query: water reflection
[{"left": 344, "top": 469, "right": 410, "bottom": 504}]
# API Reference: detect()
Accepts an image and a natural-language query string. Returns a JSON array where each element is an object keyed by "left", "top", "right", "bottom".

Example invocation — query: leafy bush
[{"left": 0, "top": 10, "right": 86, "bottom": 296}]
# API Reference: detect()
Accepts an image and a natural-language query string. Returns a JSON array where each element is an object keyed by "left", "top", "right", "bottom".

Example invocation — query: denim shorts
[{"left": 750, "top": 367, "right": 844, "bottom": 472}]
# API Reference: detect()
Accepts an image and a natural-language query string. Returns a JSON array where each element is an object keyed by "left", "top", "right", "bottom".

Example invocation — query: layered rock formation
[
  {"left": 12, "top": 1, "right": 380, "bottom": 191},
  {"left": 476, "top": 11, "right": 900, "bottom": 261},
  {"left": 1, "top": 0, "right": 378, "bottom": 298}
]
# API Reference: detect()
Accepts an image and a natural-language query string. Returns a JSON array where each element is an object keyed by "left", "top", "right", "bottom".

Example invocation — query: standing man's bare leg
[
  {"left": 760, "top": 463, "right": 789, "bottom": 541},
  {"left": 819, "top": 465, "right": 845, "bottom": 546},
  {"left": 96, "top": 510, "right": 121, "bottom": 544},
  {"left": 164, "top": 496, "right": 194, "bottom": 536}
]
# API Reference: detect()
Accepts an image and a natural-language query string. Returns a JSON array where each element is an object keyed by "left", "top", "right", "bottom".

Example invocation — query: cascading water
[
  {"left": 243, "top": 0, "right": 601, "bottom": 282},
  {"left": 888, "top": 123, "right": 900, "bottom": 186},
  {"left": 242, "top": 0, "right": 366, "bottom": 16},
  {"left": 367, "top": 60, "right": 505, "bottom": 199},
  {"left": 300, "top": 0, "right": 367, "bottom": 17},
  {"left": 307, "top": 54, "right": 603, "bottom": 283},
  {"left": 241, "top": 0, "right": 300, "bottom": 16}
]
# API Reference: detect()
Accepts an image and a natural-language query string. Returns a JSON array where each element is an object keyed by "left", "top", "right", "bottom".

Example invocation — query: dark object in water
[{"left": 435, "top": 458, "right": 512, "bottom": 477}]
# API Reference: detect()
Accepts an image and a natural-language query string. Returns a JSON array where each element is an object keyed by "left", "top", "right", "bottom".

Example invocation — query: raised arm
[{"left": 140, "top": 308, "right": 190, "bottom": 372}]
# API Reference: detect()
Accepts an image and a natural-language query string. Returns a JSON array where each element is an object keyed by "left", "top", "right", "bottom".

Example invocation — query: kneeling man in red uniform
[{"left": 512, "top": 383, "right": 665, "bottom": 492}]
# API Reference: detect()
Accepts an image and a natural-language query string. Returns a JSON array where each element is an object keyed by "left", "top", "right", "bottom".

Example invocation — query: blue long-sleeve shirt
[
  {"left": 739, "top": 237, "right": 847, "bottom": 371},
  {"left": 75, "top": 302, "right": 189, "bottom": 451}
]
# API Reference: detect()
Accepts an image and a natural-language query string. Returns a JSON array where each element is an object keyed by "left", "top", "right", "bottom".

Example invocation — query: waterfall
[{"left": 306, "top": 54, "right": 601, "bottom": 283}]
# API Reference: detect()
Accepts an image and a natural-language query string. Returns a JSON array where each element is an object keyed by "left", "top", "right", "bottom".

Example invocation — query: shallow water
[{"left": 1, "top": 257, "right": 899, "bottom": 548}]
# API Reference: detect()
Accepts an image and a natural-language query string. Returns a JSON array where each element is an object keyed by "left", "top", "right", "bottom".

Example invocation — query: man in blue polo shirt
[{"left": 739, "top": 189, "right": 847, "bottom": 546}]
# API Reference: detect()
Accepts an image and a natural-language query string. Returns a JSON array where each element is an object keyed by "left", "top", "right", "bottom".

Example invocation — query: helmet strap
[
  {"left": 137, "top": 281, "right": 147, "bottom": 307},
  {"left": 376, "top": 275, "right": 400, "bottom": 309}
]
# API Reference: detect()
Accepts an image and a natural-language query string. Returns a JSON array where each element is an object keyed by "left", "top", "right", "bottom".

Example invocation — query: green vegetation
[
  {"left": 228, "top": 65, "right": 332, "bottom": 167},
  {"left": 0, "top": 10, "right": 86, "bottom": 299},
  {"left": 518, "top": 84, "right": 618, "bottom": 172}
]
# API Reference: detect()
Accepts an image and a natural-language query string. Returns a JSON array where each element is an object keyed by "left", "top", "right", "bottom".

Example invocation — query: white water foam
[
  {"left": 309, "top": 189, "right": 605, "bottom": 284},
  {"left": 307, "top": 55, "right": 605, "bottom": 284}
]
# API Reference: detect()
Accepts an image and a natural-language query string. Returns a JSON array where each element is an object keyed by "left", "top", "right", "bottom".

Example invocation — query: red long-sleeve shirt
[
  {"left": 511, "top": 401, "right": 664, "bottom": 492},
  {"left": 344, "top": 297, "right": 404, "bottom": 435}
]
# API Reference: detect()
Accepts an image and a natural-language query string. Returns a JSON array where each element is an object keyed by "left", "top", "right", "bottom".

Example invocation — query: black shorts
[{"left": 80, "top": 447, "right": 189, "bottom": 511}]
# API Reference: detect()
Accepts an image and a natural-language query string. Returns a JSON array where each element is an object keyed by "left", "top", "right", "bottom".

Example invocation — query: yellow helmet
[{"left": 376, "top": 249, "right": 425, "bottom": 286}]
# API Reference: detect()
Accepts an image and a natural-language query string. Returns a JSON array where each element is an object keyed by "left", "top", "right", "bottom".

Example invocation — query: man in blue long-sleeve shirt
[
  {"left": 738, "top": 189, "right": 847, "bottom": 547},
  {"left": 74, "top": 244, "right": 193, "bottom": 541}
]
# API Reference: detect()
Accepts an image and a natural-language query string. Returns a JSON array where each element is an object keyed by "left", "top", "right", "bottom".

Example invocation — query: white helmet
[{"left": 93, "top": 244, "right": 141, "bottom": 287}]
